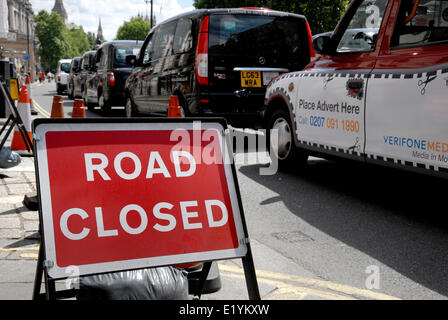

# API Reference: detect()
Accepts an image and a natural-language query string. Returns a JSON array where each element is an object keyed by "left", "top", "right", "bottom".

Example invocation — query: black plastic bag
[
  {"left": 0, "top": 147, "right": 21, "bottom": 169},
  {"left": 77, "top": 267, "right": 189, "bottom": 300}
]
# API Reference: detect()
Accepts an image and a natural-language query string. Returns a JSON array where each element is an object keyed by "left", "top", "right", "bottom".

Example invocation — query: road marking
[
  {"left": 19, "top": 253, "right": 39, "bottom": 259},
  {"left": 219, "top": 270, "right": 354, "bottom": 300},
  {"left": 32, "top": 100, "right": 50, "bottom": 118},
  {"left": 219, "top": 264, "right": 400, "bottom": 300},
  {"left": 0, "top": 246, "right": 39, "bottom": 252}
]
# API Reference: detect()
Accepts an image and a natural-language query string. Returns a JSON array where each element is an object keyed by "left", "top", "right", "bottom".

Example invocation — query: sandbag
[
  {"left": 77, "top": 267, "right": 189, "bottom": 300},
  {"left": 0, "top": 147, "right": 21, "bottom": 169}
]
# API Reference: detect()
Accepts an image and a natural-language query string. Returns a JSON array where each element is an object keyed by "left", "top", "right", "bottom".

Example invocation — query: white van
[{"left": 56, "top": 59, "right": 72, "bottom": 95}]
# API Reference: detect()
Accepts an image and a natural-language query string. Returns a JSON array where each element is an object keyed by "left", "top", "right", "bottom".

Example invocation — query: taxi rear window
[
  {"left": 114, "top": 46, "right": 142, "bottom": 67},
  {"left": 209, "top": 14, "right": 307, "bottom": 61},
  {"left": 60, "top": 63, "right": 71, "bottom": 73}
]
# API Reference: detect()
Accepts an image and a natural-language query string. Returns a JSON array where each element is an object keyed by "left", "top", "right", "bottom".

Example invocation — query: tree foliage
[
  {"left": 35, "top": 10, "right": 94, "bottom": 71},
  {"left": 115, "top": 16, "right": 151, "bottom": 41},
  {"left": 35, "top": 11, "right": 69, "bottom": 71},
  {"left": 193, "top": 0, "right": 350, "bottom": 34},
  {"left": 66, "top": 24, "right": 92, "bottom": 57},
  {"left": 86, "top": 32, "right": 96, "bottom": 50}
]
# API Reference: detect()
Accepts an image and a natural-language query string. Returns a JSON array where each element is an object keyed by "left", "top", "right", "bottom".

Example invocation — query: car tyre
[
  {"left": 266, "top": 108, "right": 308, "bottom": 170},
  {"left": 99, "top": 93, "right": 111, "bottom": 116},
  {"left": 84, "top": 89, "right": 94, "bottom": 111},
  {"left": 125, "top": 96, "right": 137, "bottom": 118}
]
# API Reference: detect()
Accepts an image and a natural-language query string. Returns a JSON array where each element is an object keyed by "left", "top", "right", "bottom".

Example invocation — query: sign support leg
[
  {"left": 195, "top": 261, "right": 212, "bottom": 300},
  {"left": 32, "top": 241, "right": 44, "bottom": 300},
  {"left": 242, "top": 244, "right": 261, "bottom": 300}
]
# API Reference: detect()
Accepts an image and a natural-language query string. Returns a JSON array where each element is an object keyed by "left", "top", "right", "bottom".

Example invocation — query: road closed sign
[{"left": 34, "top": 119, "right": 249, "bottom": 279}]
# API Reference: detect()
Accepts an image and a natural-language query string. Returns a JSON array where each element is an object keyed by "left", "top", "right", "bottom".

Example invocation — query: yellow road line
[
  {"left": 220, "top": 271, "right": 354, "bottom": 300},
  {"left": 219, "top": 264, "right": 400, "bottom": 300},
  {"left": 20, "top": 253, "right": 39, "bottom": 259},
  {"left": 0, "top": 246, "right": 39, "bottom": 252},
  {"left": 32, "top": 100, "right": 50, "bottom": 118}
]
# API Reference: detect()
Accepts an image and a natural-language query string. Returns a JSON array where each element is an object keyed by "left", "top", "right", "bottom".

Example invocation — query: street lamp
[{"left": 144, "top": 0, "right": 153, "bottom": 28}]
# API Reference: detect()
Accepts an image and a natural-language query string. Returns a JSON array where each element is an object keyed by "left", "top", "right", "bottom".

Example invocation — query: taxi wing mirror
[{"left": 312, "top": 35, "right": 334, "bottom": 56}]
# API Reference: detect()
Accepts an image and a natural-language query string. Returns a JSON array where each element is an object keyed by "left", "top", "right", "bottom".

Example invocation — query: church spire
[
  {"left": 52, "top": 0, "right": 68, "bottom": 24},
  {"left": 95, "top": 18, "right": 105, "bottom": 46}
]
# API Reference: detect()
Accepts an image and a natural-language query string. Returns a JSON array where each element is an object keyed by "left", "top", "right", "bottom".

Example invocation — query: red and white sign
[{"left": 34, "top": 120, "right": 248, "bottom": 279}]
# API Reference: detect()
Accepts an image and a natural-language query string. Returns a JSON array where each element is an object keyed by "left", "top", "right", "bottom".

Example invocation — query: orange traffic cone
[
  {"left": 72, "top": 99, "right": 86, "bottom": 118},
  {"left": 50, "top": 96, "right": 64, "bottom": 118},
  {"left": 167, "top": 95, "right": 183, "bottom": 118},
  {"left": 11, "top": 86, "right": 33, "bottom": 151},
  {"left": 25, "top": 75, "right": 37, "bottom": 115}
]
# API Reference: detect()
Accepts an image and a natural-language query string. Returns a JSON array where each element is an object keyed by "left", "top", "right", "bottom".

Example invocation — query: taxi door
[
  {"left": 296, "top": 0, "right": 391, "bottom": 159},
  {"left": 365, "top": 0, "right": 448, "bottom": 174}
]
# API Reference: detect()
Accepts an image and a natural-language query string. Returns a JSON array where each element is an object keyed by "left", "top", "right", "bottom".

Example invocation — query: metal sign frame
[
  {"left": 0, "top": 80, "right": 33, "bottom": 152},
  {"left": 32, "top": 118, "right": 260, "bottom": 300}
]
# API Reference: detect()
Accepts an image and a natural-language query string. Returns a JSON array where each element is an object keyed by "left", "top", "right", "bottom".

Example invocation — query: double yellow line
[
  {"left": 218, "top": 263, "right": 401, "bottom": 300},
  {"left": 32, "top": 100, "right": 51, "bottom": 118}
]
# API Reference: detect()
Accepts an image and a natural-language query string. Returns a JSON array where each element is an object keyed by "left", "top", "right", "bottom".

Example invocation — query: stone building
[{"left": 0, "top": 0, "right": 37, "bottom": 81}]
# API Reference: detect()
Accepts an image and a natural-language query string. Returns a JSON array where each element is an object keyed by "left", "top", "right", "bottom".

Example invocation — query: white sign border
[{"left": 34, "top": 121, "right": 248, "bottom": 280}]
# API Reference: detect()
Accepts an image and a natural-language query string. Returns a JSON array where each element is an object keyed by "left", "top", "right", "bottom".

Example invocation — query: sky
[{"left": 29, "top": 0, "right": 195, "bottom": 41}]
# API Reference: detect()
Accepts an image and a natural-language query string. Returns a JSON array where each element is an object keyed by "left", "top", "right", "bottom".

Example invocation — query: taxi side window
[
  {"left": 142, "top": 33, "right": 154, "bottom": 65},
  {"left": 173, "top": 18, "right": 193, "bottom": 54},
  {"left": 336, "top": 0, "right": 389, "bottom": 53},
  {"left": 152, "top": 22, "right": 176, "bottom": 60},
  {"left": 391, "top": 0, "right": 448, "bottom": 48}
]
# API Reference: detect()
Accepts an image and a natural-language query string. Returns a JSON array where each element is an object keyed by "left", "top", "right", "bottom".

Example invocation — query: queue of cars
[
  {"left": 124, "top": 8, "right": 314, "bottom": 128},
  {"left": 64, "top": 41, "right": 142, "bottom": 114},
  {"left": 63, "top": 7, "right": 314, "bottom": 124},
  {"left": 60, "top": 1, "right": 448, "bottom": 178}
]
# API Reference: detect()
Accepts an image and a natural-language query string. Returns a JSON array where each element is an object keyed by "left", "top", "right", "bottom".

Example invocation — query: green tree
[
  {"left": 193, "top": 0, "right": 350, "bottom": 34},
  {"left": 35, "top": 10, "right": 70, "bottom": 70},
  {"left": 66, "top": 24, "right": 91, "bottom": 57},
  {"left": 35, "top": 10, "right": 94, "bottom": 70},
  {"left": 115, "top": 16, "right": 151, "bottom": 41},
  {"left": 86, "top": 32, "right": 96, "bottom": 50}
]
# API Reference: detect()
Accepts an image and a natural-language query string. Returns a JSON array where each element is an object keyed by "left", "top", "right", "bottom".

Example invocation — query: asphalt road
[{"left": 30, "top": 81, "right": 448, "bottom": 300}]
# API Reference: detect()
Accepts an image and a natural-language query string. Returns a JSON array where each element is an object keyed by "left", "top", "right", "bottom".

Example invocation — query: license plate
[{"left": 241, "top": 71, "right": 261, "bottom": 88}]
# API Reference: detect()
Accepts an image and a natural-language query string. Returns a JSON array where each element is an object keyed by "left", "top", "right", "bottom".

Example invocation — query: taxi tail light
[
  {"left": 306, "top": 21, "right": 316, "bottom": 58},
  {"left": 108, "top": 72, "right": 116, "bottom": 87},
  {"left": 196, "top": 16, "right": 209, "bottom": 86},
  {"left": 57, "top": 75, "right": 61, "bottom": 82}
]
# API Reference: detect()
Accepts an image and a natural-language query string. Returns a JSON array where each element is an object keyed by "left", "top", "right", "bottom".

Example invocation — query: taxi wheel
[
  {"left": 99, "top": 94, "right": 111, "bottom": 115},
  {"left": 267, "top": 109, "right": 308, "bottom": 169},
  {"left": 125, "top": 97, "right": 137, "bottom": 118},
  {"left": 84, "top": 89, "right": 94, "bottom": 111}
]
